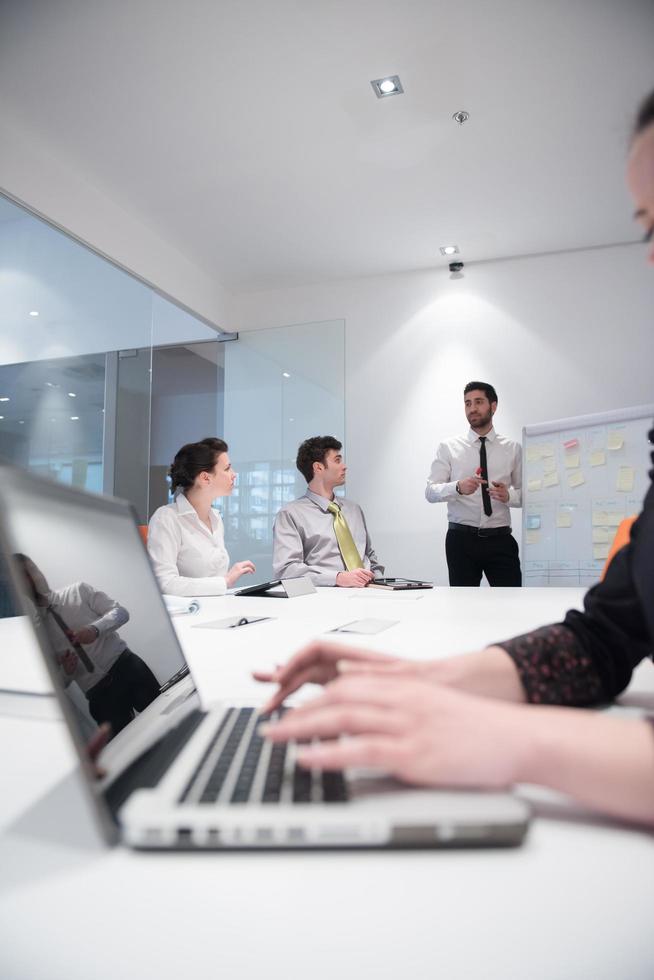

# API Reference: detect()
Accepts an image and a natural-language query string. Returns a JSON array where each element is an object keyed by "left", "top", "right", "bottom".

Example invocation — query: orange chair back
[
  {"left": 601, "top": 515, "right": 637, "bottom": 580},
  {"left": 137, "top": 524, "right": 148, "bottom": 545}
]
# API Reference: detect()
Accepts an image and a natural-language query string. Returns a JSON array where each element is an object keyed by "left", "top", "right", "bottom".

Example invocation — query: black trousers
[
  {"left": 87, "top": 649, "right": 160, "bottom": 738},
  {"left": 445, "top": 529, "right": 522, "bottom": 587}
]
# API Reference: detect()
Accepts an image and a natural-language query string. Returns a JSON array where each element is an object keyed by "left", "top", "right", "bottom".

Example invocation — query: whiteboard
[{"left": 522, "top": 405, "right": 653, "bottom": 587}]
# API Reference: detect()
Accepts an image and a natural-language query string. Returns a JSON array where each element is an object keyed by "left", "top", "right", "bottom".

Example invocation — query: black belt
[{"left": 448, "top": 523, "right": 512, "bottom": 538}]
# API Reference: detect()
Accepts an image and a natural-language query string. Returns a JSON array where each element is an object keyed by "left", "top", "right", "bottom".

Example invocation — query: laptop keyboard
[{"left": 180, "top": 707, "right": 348, "bottom": 806}]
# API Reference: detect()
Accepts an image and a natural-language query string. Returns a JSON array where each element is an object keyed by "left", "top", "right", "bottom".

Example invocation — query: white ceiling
[{"left": 0, "top": 0, "right": 653, "bottom": 294}]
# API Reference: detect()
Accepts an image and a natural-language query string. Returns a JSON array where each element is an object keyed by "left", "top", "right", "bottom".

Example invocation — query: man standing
[
  {"left": 273, "top": 435, "right": 384, "bottom": 587},
  {"left": 425, "top": 382, "right": 522, "bottom": 586}
]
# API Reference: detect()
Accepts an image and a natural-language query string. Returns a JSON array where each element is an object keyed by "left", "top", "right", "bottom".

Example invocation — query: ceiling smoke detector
[{"left": 452, "top": 110, "right": 470, "bottom": 125}]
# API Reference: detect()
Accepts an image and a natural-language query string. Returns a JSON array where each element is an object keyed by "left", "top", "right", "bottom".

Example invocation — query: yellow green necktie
[{"left": 327, "top": 501, "right": 363, "bottom": 570}]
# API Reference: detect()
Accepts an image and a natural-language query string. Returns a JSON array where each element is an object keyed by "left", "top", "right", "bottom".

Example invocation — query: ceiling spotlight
[
  {"left": 70, "top": 416, "right": 79, "bottom": 421},
  {"left": 0, "top": 417, "right": 4, "bottom": 421},
  {"left": 0, "top": 397, "right": 9, "bottom": 402},
  {"left": 68, "top": 392, "right": 77, "bottom": 398},
  {"left": 29, "top": 310, "right": 39, "bottom": 317},
  {"left": 440, "top": 245, "right": 459, "bottom": 256},
  {"left": 282, "top": 372, "right": 291, "bottom": 378},
  {"left": 452, "top": 110, "right": 470, "bottom": 125},
  {"left": 18, "top": 420, "right": 25, "bottom": 425},
  {"left": 371, "top": 75, "right": 404, "bottom": 99}
]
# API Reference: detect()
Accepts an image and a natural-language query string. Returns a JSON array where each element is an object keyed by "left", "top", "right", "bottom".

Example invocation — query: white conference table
[{"left": 1, "top": 586, "right": 653, "bottom": 980}]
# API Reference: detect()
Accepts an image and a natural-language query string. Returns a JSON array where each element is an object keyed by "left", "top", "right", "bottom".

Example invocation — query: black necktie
[
  {"left": 479, "top": 436, "right": 493, "bottom": 517},
  {"left": 46, "top": 605, "right": 95, "bottom": 673}
]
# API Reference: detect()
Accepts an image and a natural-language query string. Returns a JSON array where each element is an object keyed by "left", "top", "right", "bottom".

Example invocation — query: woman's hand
[{"left": 226, "top": 560, "right": 256, "bottom": 588}]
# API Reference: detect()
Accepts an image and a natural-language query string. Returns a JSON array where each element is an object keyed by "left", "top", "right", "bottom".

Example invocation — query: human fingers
[
  {"left": 258, "top": 643, "right": 398, "bottom": 712},
  {"left": 296, "top": 735, "right": 406, "bottom": 772},
  {"left": 261, "top": 703, "right": 406, "bottom": 743}
]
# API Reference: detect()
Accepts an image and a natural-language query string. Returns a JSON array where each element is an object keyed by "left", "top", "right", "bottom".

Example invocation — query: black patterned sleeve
[{"left": 496, "top": 624, "right": 604, "bottom": 705}]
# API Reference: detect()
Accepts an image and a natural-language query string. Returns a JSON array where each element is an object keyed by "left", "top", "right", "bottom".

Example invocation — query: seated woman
[{"left": 147, "top": 437, "right": 255, "bottom": 596}]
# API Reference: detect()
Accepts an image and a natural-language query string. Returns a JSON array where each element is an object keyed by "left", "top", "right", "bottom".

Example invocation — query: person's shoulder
[
  {"left": 149, "top": 502, "right": 177, "bottom": 525},
  {"left": 57, "top": 581, "right": 87, "bottom": 603},
  {"left": 276, "top": 496, "right": 309, "bottom": 517},
  {"left": 439, "top": 433, "right": 467, "bottom": 451},
  {"left": 494, "top": 432, "right": 520, "bottom": 450}
]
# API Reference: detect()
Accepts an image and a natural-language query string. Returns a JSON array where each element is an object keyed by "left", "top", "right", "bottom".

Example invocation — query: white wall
[{"left": 228, "top": 244, "right": 654, "bottom": 585}]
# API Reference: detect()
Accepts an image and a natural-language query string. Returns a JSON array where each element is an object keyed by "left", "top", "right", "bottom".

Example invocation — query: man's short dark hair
[
  {"left": 296, "top": 436, "right": 342, "bottom": 483},
  {"left": 463, "top": 381, "right": 498, "bottom": 405},
  {"left": 633, "top": 88, "right": 654, "bottom": 139}
]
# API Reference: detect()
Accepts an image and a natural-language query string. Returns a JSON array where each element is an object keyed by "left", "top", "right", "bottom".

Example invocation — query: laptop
[{"left": 0, "top": 465, "right": 530, "bottom": 850}]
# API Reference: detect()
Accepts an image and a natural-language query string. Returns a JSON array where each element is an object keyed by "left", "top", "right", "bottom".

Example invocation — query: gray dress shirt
[{"left": 272, "top": 489, "right": 385, "bottom": 586}]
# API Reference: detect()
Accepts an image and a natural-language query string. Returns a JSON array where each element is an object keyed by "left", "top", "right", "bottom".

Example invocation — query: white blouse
[{"left": 147, "top": 494, "right": 230, "bottom": 596}]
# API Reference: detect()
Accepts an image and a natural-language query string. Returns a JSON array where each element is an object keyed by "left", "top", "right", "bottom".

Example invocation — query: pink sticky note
[{"left": 563, "top": 438, "right": 579, "bottom": 451}]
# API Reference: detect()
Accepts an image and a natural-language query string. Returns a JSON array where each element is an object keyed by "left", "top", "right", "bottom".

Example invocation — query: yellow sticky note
[
  {"left": 607, "top": 431, "right": 624, "bottom": 451},
  {"left": 556, "top": 512, "right": 572, "bottom": 528},
  {"left": 526, "top": 530, "right": 541, "bottom": 545},
  {"left": 593, "top": 543, "right": 610, "bottom": 561},
  {"left": 543, "top": 457, "right": 557, "bottom": 474},
  {"left": 526, "top": 447, "right": 540, "bottom": 462},
  {"left": 567, "top": 470, "right": 585, "bottom": 488},
  {"left": 616, "top": 466, "right": 635, "bottom": 492},
  {"left": 543, "top": 471, "right": 559, "bottom": 488},
  {"left": 528, "top": 479, "right": 542, "bottom": 492},
  {"left": 590, "top": 450, "right": 606, "bottom": 467},
  {"left": 540, "top": 444, "right": 555, "bottom": 458},
  {"left": 606, "top": 513, "right": 624, "bottom": 527},
  {"left": 593, "top": 510, "right": 608, "bottom": 525},
  {"left": 564, "top": 453, "right": 580, "bottom": 469},
  {"left": 592, "top": 527, "right": 610, "bottom": 544}
]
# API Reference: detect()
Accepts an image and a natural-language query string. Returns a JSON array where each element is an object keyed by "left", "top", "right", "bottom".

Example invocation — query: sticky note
[
  {"left": 567, "top": 470, "right": 585, "bottom": 488},
  {"left": 564, "top": 453, "right": 580, "bottom": 469},
  {"left": 563, "top": 438, "right": 579, "bottom": 451},
  {"left": 528, "top": 479, "right": 542, "bottom": 492},
  {"left": 607, "top": 431, "right": 624, "bottom": 451},
  {"left": 540, "top": 444, "right": 555, "bottom": 458},
  {"left": 606, "top": 513, "right": 624, "bottom": 526},
  {"left": 526, "top": 515, "right": 541, "bottom": 530},
  {"left": 592, "top": 527, "right": 610, "bottom": 544},
  {"left": 616, "top": 466, "right": 635, "bottom": 492},
  {"left": 526, "top": 447, "right": 540, "bottom": 462},
  {"left": 556, "top": 511, "right": 573, "bottom": 528},
  {"left": 543, "top": 471, "right": 559, "bottom": 488},
  {"left": 543, "top": 457, "right": 557, "bottom": 474},
  {"left": 593, "top": 510, "right": 609, "bottom": 525},
  {"left": 590, "top": 451, "right": 606, "bottom": 467},
  {"left": 593, "top": 544, "right": 610, "bottom": 561},
  {"left": 526, "top": 530, "right": 541, "bottom": 545}
]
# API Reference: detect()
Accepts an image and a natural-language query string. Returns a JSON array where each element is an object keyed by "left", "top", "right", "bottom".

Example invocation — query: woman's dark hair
[
  {"left": 633, "top": 89, "right": 654, "bottom": 139},
  {"left": 169, "top": 438, "right": 228, "bottom": 493}
]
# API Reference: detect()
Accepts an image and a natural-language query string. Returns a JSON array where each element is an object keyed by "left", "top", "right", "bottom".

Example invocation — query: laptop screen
[{"left": 0, "top": 465, "right": 195, "bottom": 838}]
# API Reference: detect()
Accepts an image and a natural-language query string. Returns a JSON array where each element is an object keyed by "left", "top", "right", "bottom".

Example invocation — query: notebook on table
[
  {"left": 368, "top": 578, "right": 434, "bottom": 591},
  {"left": 0, "top": 464, "right": 530, "bottom": 850}
]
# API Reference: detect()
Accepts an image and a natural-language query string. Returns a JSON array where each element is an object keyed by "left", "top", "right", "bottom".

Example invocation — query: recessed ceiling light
[
  {"left": 371, "top": 75, "right": 404, "bottom": 99},
  {"left": 18, "top": 420, "right": 25, "bottom": 424},
  {"left": 29, "top": 310, "right": 39, "bottom": 317},
  {"left": 0, "top": 397, "right": 9, "bottom": 402},
  {"left": 440, "top": 245, "right": 459, "bottom": 256},
  {"left": 289, "top": 418, "right": 295, "bottom": 422},
  {"left": 68, "top": 392, "right": 76, "bottom": 398},
  {"left": 0, "top": 417, "right": 4, "bottom": 421},
  {"left": 282, "top": 372, "right": 291, "bottom": 378},
  {"left": 70, "top": 416, "right": 79, "bottom": 421}
]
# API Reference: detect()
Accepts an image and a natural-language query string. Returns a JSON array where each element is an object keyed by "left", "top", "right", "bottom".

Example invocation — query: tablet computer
[{"left": 368, "top": 578, "right": 433, "bottom": 591}]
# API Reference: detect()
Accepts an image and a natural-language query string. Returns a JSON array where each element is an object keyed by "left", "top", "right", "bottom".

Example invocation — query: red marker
[{"left": 476, "top": 467, "right": 482, "bottom": 476}]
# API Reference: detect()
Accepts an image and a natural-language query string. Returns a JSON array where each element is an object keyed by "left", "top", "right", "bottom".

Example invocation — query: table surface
[{"left": 1, "top": 586, "right": 653, "bottom": 980}]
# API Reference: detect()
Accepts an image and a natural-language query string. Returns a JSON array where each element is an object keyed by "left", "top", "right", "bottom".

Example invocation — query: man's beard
[{"left": 468, "top": 410, "right": 492, "bottom": 430}]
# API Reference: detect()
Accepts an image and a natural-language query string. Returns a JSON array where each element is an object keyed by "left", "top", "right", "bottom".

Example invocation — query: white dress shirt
[
  {"left": 273, "top": 489, "right": 384, "bottom": 586},
  {"left": 425, "top": 427, "right": 522, "bottom": 529},
  {"left": 147, "top": 494, "right": 230, "bottom": 596},
  {"left": 41, "top": 582, "right": 129, "bottom": 694}
]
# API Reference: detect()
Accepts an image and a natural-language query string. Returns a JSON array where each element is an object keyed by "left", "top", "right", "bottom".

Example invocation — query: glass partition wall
[{"left": 0, "top": 192, "right": 345, "bottom": 581}]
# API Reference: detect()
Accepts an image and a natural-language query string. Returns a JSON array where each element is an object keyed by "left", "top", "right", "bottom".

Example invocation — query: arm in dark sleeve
[{"left": 496, "top": 484, "right": 654, "bottom": 706}]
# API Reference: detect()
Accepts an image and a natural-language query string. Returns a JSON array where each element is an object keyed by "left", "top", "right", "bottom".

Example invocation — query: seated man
[{"left": 273, "top": 435, "right": 384, "bottom": 587}]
